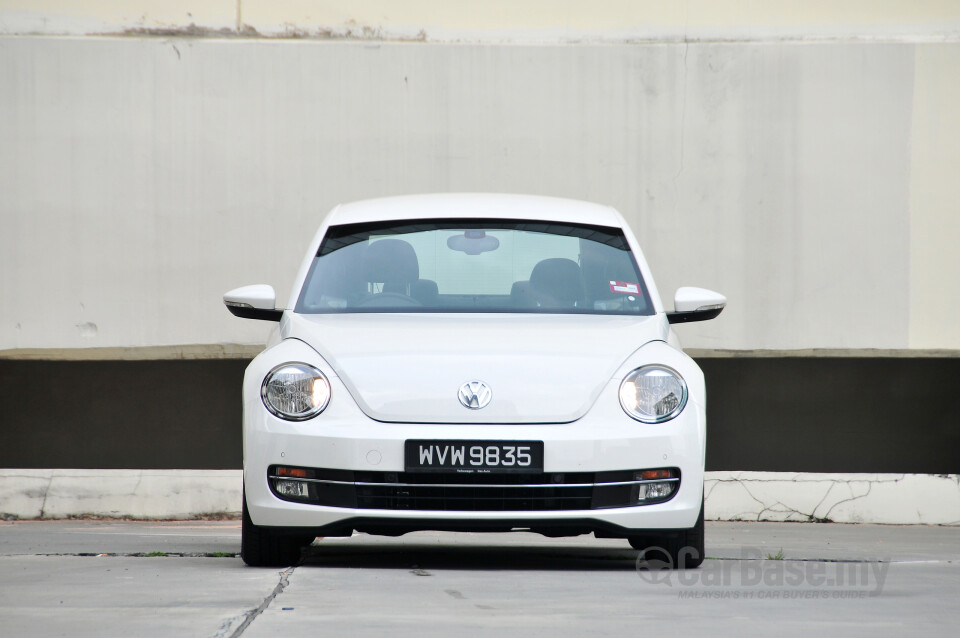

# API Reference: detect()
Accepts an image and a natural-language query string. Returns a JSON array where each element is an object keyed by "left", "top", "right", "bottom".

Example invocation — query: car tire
[
  {"left": 241, "top": 489, "right": 311, "bottom": 567},
  {"left": 629, "top": 495, "right": 705, "bottom": 569}
]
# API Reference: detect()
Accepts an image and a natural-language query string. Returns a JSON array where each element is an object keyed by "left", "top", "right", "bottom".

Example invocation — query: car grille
[{"left": 268, "top": 466, "right": 680, "bottom": 511}]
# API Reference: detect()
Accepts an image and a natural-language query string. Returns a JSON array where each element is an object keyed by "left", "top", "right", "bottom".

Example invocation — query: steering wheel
[{"left": 353, "top": 292, "right": 423, "bottom": 308}]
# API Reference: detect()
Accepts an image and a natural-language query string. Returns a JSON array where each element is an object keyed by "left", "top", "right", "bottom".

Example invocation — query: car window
[{"left": 295, "top": 219, "right": 653, "bottom": 315}]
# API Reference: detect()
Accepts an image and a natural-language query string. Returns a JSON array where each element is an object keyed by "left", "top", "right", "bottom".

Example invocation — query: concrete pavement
[{"left": 0, "top": 520, "right": 957, "bottom": 637}]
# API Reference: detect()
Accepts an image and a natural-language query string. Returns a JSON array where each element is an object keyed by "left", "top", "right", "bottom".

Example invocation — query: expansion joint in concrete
[{"left": 222, "top": 566, "right": 295, "bottom": 638}]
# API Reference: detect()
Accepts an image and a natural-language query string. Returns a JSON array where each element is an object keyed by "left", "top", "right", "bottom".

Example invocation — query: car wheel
[
  {"left": 629, "top": 496, "right": 705, "bottom": 569},
  {"left": 241, "top": 489, "right": 311, "bottom": 567}
]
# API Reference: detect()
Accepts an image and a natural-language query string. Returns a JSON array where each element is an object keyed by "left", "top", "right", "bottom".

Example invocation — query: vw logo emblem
[{"left": 458, "top": 380, "right": 492, "bottom": 410}]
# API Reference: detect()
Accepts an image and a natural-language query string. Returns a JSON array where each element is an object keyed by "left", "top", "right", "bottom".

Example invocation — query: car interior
[{"left": 298, "top": 230, "right": 651, "bottom": 314}]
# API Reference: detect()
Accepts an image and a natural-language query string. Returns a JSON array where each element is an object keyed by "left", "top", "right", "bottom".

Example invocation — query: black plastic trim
[
  {"left": 666, "top": 307, "right": 724, "bottom": 324},
  {"left": 258, "top": 515, "right": 697, "bottom": 539},
  {"left": 225, "top": 304, "right": 283, "bottom": 322},
  {"left": 317, "top": 218, "right": 633, "bottom": 255}
]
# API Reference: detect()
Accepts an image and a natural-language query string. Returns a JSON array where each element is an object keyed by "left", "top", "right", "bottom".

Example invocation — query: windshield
[{"left": 295, "top": 219, "right": 653, "bottom": 315}]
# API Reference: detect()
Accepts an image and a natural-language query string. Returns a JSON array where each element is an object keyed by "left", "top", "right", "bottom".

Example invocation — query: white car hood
[{"left": 284, "top": 313, "right": 667, "bottom": 424}]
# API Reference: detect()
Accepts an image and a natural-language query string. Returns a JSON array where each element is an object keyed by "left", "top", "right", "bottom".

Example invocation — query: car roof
[{"left": 325, "top": 193, "right": 624, "bottom": 228}]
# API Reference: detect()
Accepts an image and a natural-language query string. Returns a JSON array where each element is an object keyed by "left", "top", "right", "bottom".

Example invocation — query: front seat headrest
[
  {"left": 363, "top": 239, "right": 420, "bottom": 292},
  {"left": 530, "top": 258, "right": 584, "bottom": 308}
]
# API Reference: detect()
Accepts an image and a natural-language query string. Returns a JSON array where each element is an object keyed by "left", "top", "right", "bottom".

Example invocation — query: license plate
[{"left": 405, "top": 440, "right": 544, "bottom": 473}]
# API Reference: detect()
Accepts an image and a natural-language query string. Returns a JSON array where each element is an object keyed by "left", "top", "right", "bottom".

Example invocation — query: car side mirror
[
  {"left": 667, "top": 287, "right": 726, "bottom": 324},
  {"left": 223, "top": 285, "right": 283, "bottom": 322}
]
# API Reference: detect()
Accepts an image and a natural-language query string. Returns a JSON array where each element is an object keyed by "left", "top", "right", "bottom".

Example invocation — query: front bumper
[
  {"left": 243, "top": 338, "right": 706, "bottom": 537},
  {"left": 244, "top": 408, "right": 705, "bottom": 537}
]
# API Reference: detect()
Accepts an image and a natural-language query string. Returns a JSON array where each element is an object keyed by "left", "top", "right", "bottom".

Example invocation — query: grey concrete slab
[
  {"left": 0, "top": 520, "right": 241, "bottom": 555},
  {"left": 4, "top": 519, "right": 957, "bottom": 561},
  {"left": 0, "top": 520, "right": 957, "bottom": 637},
  {"left": 247, "top": 562, "right": 957, "bottom": 638},
  {"left": 705, "top": 520, "right": 960, "bottom": 562},
  {"left": 0, "top": 556, "right": 279, "bottom": 638}
]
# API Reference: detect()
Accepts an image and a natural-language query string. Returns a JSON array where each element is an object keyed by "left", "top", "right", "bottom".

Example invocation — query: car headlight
[
  {"left": 261, "top": 362, "right": 331, "bottom": 421},
  {"left": 618, "top": 365, "right": 687, "bottom": 423}
]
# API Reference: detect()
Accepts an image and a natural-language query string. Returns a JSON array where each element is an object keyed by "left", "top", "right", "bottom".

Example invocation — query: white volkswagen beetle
[{"left": 224, "top": 193, "right": 725, "bottom": 567}]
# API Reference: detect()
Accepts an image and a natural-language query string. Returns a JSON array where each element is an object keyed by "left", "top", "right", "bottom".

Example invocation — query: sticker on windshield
[{"left": 609, "top": 281, "right": 640, "bottom": 295}]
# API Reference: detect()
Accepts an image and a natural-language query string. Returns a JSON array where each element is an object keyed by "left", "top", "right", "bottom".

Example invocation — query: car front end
[{"left": 225, "top": 194, "right": 724, "bottom": 567}]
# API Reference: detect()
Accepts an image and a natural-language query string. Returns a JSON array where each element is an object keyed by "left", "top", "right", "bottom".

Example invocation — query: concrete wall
[
  {"left": 2, "top": 34, "right": 959, "bottom": 353},
  {"left": 3, "top": 356, "right": 957, "bottom": 472},
  {"left": 3, "top": 1, "right": 960, "bottom": 41},
  {"left": 2, "top": 4, "right": 959, "bottom": 522}
]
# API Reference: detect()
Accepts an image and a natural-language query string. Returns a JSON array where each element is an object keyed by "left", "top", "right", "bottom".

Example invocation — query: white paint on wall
[
  {"left": 2, "top": 469, "right": 957, "bottom": 524},
  {"left": 241, "top": 0, "right": 960, "bottom": 43},
  {"left": 2, "top": 1, "right": 960, "bottom": 41},
  {"left": 908, "top": 45, "right": 960, "bottom": 349},
  {"left": 2, "top": 38, "right": 955, "bottom": 352},
  {"left": 0, "top": 1, "right": 236, "bottom": 35}
]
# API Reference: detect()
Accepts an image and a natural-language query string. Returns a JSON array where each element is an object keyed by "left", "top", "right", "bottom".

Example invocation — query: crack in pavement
[
  {"left": 1, "top": 553, "right": 300, "bottom": 637},
  {"left": 216, "top": 566, "right": 295, "bottom": 638}
]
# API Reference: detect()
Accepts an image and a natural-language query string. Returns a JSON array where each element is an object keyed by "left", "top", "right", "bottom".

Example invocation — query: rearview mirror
[
  {"left": 447, "top": 231, "right": 500, "bottom": 255},
  {"left": 223, "top": 284, "right": 283, "bottom": 322},
  {"left": 667, "top": 287, "right": 726, "bottom": 324}
]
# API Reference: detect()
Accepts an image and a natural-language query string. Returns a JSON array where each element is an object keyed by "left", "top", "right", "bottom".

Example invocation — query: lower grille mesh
[{"left": 356, "top": 484, "right": 593, "bottom": 511}]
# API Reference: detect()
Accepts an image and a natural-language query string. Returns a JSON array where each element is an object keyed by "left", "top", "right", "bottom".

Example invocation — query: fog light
[
  {"left": 632, "top": 469, "right": 678, "bottom": 503},
  {"left": 637, "top": 481, "right": 675, "bottom": 501},
  {"left": 274, "top": 479, "right": 309, "bottom": 499}
]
